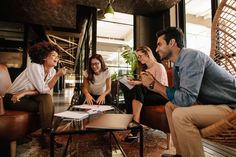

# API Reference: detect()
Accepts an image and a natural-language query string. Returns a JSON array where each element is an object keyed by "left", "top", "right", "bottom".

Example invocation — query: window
[
  {"left": 185, "top": 0, "right": 212, "bottom": 55},
  {"left": 97, "top": 12, "right": 133, "bottom": 77}
]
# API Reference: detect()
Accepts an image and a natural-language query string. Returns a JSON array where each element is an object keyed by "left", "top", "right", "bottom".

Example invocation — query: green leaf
[{"left": 121, "top": 45, "right": 138, "bottom": 77}]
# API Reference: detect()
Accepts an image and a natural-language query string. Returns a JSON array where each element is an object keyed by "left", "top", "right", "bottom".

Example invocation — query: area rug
[{"left": 17, "top": 127, "right": 175, "bottom": 157}]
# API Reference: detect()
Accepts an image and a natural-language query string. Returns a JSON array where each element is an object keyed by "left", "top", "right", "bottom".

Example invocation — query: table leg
[
  {"left": 139, "top": 125, "right": 143, "bottom": 157},
  {"left": 111, "top": 131, "right": 127, "bottom": 157},
  {"left": 50, "top": 133, "right": 55, "bottom": 157}
]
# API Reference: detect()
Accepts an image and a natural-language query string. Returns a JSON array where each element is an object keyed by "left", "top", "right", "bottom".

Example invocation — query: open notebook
[{"left": 86, "top": 114, "right": 133, "bottom": 130}]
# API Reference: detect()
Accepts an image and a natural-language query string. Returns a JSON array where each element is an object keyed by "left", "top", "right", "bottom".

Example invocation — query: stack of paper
[
  {"left": 73, "top": 104, "right": 114, "bottom": 113},
  {"left": 54, "top": 111, "right": 89, "bottom": 120},
  {"left": 119, "top": 76, "right": 135, "bottom": 89}
]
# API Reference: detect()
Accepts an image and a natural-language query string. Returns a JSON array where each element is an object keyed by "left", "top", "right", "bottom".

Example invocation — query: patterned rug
[{"left": 17, "top": 127, "right": 175, "bottom": 157}]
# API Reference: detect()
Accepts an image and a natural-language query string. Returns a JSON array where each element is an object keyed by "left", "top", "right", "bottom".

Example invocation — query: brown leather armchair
[{"left": 0, "top": 64, "right": 30, "bottom": 157}]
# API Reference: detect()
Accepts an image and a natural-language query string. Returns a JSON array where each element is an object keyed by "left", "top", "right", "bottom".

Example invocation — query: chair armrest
[{"left": 67, "top": 93, "right": 81, "bottom": 110}]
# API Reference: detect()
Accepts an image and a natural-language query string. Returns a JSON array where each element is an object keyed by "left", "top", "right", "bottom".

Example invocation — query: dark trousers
[
  {"left": 3, "top": 94, "right": 54, "bottom": 129},
  {"left": 120, "top": 83, "right": 168, "bottom": 114},
  {"left": 78, "top": 93, "right": 112, "bottom": 105}
]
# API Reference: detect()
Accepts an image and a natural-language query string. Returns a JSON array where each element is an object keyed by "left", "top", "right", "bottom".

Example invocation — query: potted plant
[
  {"left": 111, "top": 45, "right": 138, "bottom": 81},
  {"left": 120, "top": 45, "right": 138, "bottom": 77},
  {"left": 110, "top": 45, "right": 138, "bottom": 106}
]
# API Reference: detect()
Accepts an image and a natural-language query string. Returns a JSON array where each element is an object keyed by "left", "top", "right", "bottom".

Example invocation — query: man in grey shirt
[{"left": 141, "top": 27, "right": 236, "bottom": 157}]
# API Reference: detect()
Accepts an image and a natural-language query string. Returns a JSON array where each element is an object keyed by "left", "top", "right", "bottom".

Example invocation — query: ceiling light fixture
[{"left": 104, "top": 0, "right": 114, "bottom": 19}]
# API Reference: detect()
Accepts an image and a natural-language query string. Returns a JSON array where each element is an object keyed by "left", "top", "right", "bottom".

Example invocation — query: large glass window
[
  {"left": 97, "top": 12, "right": 133, "bottom": 77},
  {"left": 185, "top": 0, "right": 212, "bottom": 55}
]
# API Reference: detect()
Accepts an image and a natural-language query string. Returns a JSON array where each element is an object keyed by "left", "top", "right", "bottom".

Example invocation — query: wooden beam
[{"left": 45, "top": 30, "right": 81, "bottom": 38}]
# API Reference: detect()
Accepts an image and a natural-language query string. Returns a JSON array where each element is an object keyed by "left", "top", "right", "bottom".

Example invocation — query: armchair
[
  {"left": 0, "top": 64, "right": 29, "bottom": 157},
  {"left": 200, "top": 0, "right": 236, "bottom": 147}
]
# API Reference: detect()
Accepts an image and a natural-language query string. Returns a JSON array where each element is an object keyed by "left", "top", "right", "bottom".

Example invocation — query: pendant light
[{"left": 104, "top": 0, "right": 114, "bottom": 19}]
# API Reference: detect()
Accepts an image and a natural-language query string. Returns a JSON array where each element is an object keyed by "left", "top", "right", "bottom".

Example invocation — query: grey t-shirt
[{"left": 83, "top": 69, "right": 110, "bottom": 95}]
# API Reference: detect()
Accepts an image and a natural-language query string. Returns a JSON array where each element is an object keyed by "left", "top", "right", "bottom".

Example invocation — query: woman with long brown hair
[
  {"left": 121, "top": 46, "right": 168, "bottom": 142},
  {"left": 80, "top": 54, "right": 112, "bottom": 105}
]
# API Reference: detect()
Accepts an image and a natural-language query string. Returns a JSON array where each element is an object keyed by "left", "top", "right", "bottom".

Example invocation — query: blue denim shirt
[{"left": 166, "top": 48, "right": 236, "bottom": 108}]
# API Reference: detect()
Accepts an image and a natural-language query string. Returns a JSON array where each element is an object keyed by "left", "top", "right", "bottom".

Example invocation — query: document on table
[
  {"left": 73, "top": 104, "right": 114, "bottom": 113},
  {"left": 54, "top": 111, "right": 89, "bottom": 120},
  {"left": 119, "top": 76, "right": 135, "bottom": 89}
]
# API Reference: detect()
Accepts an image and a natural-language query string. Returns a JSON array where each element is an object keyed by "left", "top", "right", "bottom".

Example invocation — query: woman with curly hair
[
  {"left": 79, "top": 54, "right": 112, "bottom": 105},
  {"left": 3, "top": 41, "right": 67, "bottom": 148}
]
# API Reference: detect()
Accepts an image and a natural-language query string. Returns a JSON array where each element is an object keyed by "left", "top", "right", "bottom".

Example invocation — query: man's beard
[{"left": 161, "top": 50, "right": 172, "bottom": 60}]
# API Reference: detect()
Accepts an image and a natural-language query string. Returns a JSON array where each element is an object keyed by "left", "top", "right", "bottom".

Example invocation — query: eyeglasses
[
  {"left": 137, "top": 54, "right": 145, "bottom": 60},
  {"left": 91, "top": 62, "right": 100, "bottom": 66}
]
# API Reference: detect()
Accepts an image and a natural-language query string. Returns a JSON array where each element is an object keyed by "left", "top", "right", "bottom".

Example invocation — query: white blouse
[
  {"left": 83, "top": 69, "right": 110, "bottom": 95},
  {"left": 7, "top": 63, "right": 56, "bottom": 94}
]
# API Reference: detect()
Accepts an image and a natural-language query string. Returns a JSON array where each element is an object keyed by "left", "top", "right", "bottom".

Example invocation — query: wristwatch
[{"left": 149, "top": 80, "right": 155, "bottom": 89}]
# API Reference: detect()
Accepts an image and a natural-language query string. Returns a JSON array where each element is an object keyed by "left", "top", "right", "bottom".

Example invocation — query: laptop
[{"left": 85, "top": 114, "right": 133, "bottom": 130}]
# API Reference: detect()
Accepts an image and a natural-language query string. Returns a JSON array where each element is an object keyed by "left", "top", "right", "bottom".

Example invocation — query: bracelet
[{"left": 149, "top": 80, "right": 155, "bottom": 89}]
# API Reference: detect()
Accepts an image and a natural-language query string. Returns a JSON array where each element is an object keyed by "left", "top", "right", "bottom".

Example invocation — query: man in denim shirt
[{"left": 141, "top": 27, "right": 236, "bottom": 157}]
